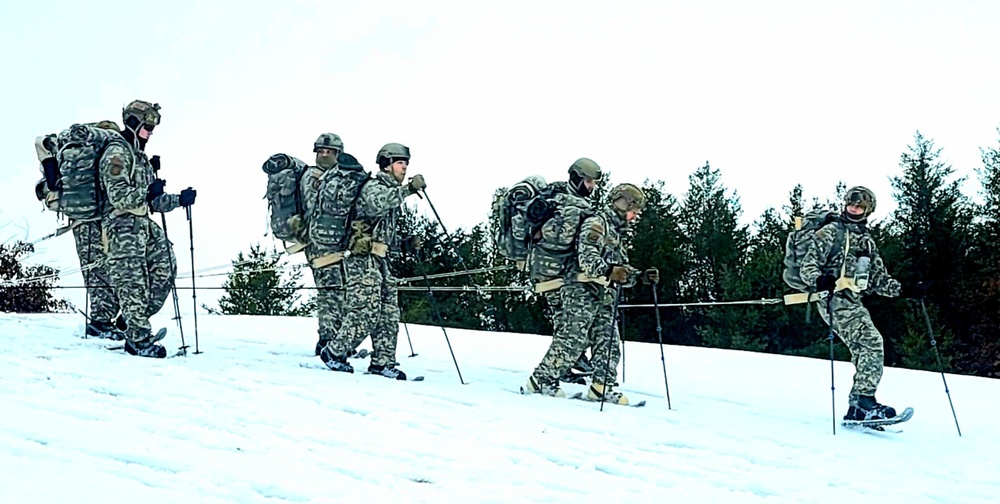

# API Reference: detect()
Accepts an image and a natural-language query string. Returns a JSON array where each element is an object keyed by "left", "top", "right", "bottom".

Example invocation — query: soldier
[
  {"left": 98, "top": 100, "right": 196, "bottom": 358},
  {"left": 800, "top": 185, "right": 918, "bottom": 421},
  {"left": 318, "top": 142, "right": 425, "bottom": 379},
  {"left": 300, "top": 133, "right": 347, "bottom": 356},
  {"left": 524, "top": 182, "right": 654, "bottom": 405},
  {"left": 34, "top": 124, "right": 124, "bottom": 339}
]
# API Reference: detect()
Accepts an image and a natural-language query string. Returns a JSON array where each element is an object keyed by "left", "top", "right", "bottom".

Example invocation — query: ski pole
[
  {"left": 186, "top": 202, "right": 201, "bottom": 354},
  {"left": 919, "top": 298, "right": 962, "bottom": 436},
  {"left": 619, "top": 305, "right": 626, "bottom": 384},
  {"left": 160, "top": 211, "right": 188, "bottom": 355},
  {"left": 826, "top": 293, "right": 836, "bottom": 435},
  {"left": 651, "top": 280, "right": 672, "bottom": 410},
  {"left": 402, "top": 321, "right": 418, "bottom": 358},
  {"left": 598, "top": 286, "right": 622, "bottom": 412}
]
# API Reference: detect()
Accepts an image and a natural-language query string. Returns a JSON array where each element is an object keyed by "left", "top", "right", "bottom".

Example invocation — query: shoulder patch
[{"left": 583, "top": 219, "right": 604, "bottom": 244}]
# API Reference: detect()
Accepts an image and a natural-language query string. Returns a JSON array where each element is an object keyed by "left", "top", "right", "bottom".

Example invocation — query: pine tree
[
  {"left": 212, "top": 244, "right": 314, "bottom": 316},
  {"left": 0, "top": 239, "right": 71, "bottom": 313}
]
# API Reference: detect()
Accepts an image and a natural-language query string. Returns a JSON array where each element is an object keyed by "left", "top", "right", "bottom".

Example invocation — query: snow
[{"left": 0, "top": 312, "right": 996, "bottom": 503}]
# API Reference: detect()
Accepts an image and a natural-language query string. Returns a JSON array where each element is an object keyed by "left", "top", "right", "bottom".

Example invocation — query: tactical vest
[
  {"left": 306, "top": 156, "right": 370, "bottom": 253},
  {"left": 527, "top": 191, "right": 594, "bottom": 282}
]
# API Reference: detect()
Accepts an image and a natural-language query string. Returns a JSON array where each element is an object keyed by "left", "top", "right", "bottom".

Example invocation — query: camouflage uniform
[
  {"left": 98, "top": 102, "right": 180, "bottom": 349},
  {"left": 324, "top": 169, "right": 414, "bottom": 368},
  {"left": 799, "top": 191, "right": 901, "bottom": 409},
  {"left": 71, "top": 220, "right": 120, "bottom": 325},
  {"left": 530, "top": 205, "right": 628, "bottom": 391},
  {"left": 301, "top": 156, "right": 344, "bottom": 352}
]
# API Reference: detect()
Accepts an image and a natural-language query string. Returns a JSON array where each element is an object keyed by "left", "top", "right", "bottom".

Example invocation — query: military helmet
[
  {"left": 844, "top": 185, "right": 876, "bottom": 216},
  {"left": 122, "top": 100, "right": 161, "bottom": 130},
  {"left": 568, "top": 157, "right": 602, "bottom": 181},
  {"left": 609, "top": 183, "right": 647, "bottom": 214},
  {"left": 376, "top": 142, "right": 411, "bottom": 169},
  {"left": 314, "top": 133, "right": 344, "bottom": 153}
]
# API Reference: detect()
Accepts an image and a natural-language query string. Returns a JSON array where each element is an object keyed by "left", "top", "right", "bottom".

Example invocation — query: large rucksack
[
  {"left": 262, "top": 153, "right": 309, "bottom": 251},
  {"left": 527, "top": 189, "right": 594, "bottom": 282},
  {"left": 47, "top": 123, "right": 123, "bottom": 221},
  {"left": 306, "top": 154, "right": 369, "bottom": 253},
  {"left": 782, "top": 209, "right": 846, "bottom": 291},
  {"left": 493, "top": 175, "right": 549, "bottom": 263}
]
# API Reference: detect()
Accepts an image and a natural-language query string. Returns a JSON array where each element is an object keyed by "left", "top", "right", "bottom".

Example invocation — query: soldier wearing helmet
[
  {"left": 97, "top": 100, "right": 196, "bottom": 358},
  {"left": 317, "top": 142, "right": 425, "bottom": 380},
  {"left": 800, "top": 185, "right": 919, "bottom": 423},
  {"left": 524, "top": 182, "right": 657, "bottom": 405}
]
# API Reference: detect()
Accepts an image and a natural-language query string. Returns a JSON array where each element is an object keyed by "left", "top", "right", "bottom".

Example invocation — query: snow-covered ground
[{"left": 0, "top": 312, "right": 996, "bottom": 503}]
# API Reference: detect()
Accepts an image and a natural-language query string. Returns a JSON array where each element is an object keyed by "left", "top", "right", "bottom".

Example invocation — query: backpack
[
  {"left": 49, "top": 123, "right": 123, "bottom": 221},
  {"left": 306, "top": 154, "right": 370, "bottom": 252},
  {"left": 527, "top": 189, "right": 594, "bottom": 282},
  {"left": 782, "top": 209, "right": 846, "bottom": 291},
  {"left": 493, "top": 175, "right": 549, "bottom": 263},
  {"left": 262, "top": 153, "right": 309, "bottom": 247}
]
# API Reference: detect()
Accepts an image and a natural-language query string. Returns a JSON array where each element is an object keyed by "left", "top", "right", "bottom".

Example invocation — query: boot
[
  {"left": 587, "top": 382, "right": 629, "bottom": 405},
  {"left": 314, "top": 339, "right": 330, "bottom": 356},
  {"left": 124, "top": 332, "right": 167, "bottom": 359},
  {"left": 319, "top": 346, "right": 354, "bottom": 373},
  {"left": 114, "top": 313, "right": 128, "bottom": 332},
  {"left": 86, "top": 320, "right": 124, "bottom": 340},
  {"left": 522, "top": 375, "right": 566, "bottom": 398},
  {"left": 844, "top": 395, "right": 897, "bottom": 421},
  {"left": 368, "top": 362, "right": 407, "bottom": 380}
]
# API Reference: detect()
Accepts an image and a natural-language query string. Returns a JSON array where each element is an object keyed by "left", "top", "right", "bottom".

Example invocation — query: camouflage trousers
[
  {"left": 532, "top": 282, "right": 620, "bottom": 385},
  {"left": 103, "top": 214, "right": 177, "bottom": 340},
  {"left": 309, "top": 261, "right": 344, "bottom": 343},
  {"left": 324, "top": 254, "right": 399, "bottom": 367},
  {"left": 71, "top": 220, "right": 119, "bottom": 323},
  {"left": 818, "top": 292, "right": 884, "bottom": 402}
]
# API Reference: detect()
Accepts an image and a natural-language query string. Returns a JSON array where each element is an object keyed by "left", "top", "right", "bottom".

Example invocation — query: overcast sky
[{"left": 2, "top": 0, "right": 998, "bottom": 311}]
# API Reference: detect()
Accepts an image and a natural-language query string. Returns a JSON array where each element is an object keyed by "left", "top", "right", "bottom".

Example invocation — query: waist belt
[
  {"left": 111, "top": 206, "right": 149, "bottom": 218},
  {"left": 534, "top": 273, "right": 611, "bottom": 293},
  {"left": 310, "top": 252, "right": 345, "bottom": 269}
]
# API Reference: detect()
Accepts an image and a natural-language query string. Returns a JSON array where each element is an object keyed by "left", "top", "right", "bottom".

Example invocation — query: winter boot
[
  {"left": 572, "top": 353, "right": 595, "bottom": 376},
  {"left": 124, "top": 329, "right": 167, "bottom": 359},
  {"left": 844, "top": 395, "right": 897, "bottom": 421},
  {"left": 314, "top": 339, "right": 330, "bottom": 357},
  {"left": 114, "top": 314, "right": 128, "bottom": 332},
  {"left": 587, "top": 382, "right": 629, "bottom": 405},
  {"left": 86, "top": 320, "right": 125, "bottom": 340},
  {"left": 319, "top": 346, "right": 354, "bottom": 373},
  {"left": 368, "top": 362, "right": 407, "bottom": 380},
  {"left": 522, "top": 375, "right": 566, "bottom": 398}
]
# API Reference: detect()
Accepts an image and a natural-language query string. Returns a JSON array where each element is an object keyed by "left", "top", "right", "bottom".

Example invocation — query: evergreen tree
[
  {"left": 212, "top": 243, "right": 314, "bottom": 316},
  {"left": 965, "top": 129, "right": 1000, "bottom": 376},
  {"left": 0, "top": 239, "right": 71, "bottom": 313}
]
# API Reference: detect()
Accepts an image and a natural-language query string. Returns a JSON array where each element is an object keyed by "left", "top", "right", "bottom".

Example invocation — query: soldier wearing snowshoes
[
  {"left": 525, "top": 182, "right": 653, "bottom": 405},
  {"left": 318, "top": 142, "right": 425, "bottom": 380},
  {"left": 299, "top": 133, "right": 349, "bottom": 356},
  {"left": 799, "top": 186, "right": 919, "bottom": 422},
  {"left": 98, "top": 100, "right": 196, "bottom": 358}
]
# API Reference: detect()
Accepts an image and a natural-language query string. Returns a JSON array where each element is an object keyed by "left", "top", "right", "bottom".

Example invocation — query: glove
[
  {"left": 150, "top": 155, "right": 161, "bottom": 172},
  {"left": 816, "top": 273, "right": 837, "bottom": 292},
  {"left": 42, "top": 157, "right": 60, "bottom": 191},
  {"left": 401, "top": 235, "right": 422, "bottom": 254},
  {"left": 642, "top": 267, "right": 660, "bottom": 285},
  {"left": 407, "top": 174, "right": 426, "bottom": 194},
  {"left": 608, "top": 265, "right": 630, "bottom": 283},
  {"left": 179, "top": 187, "right": 197, "bottom": 207},
  {"left": 146, "top": 179, "right": 166, "bottom": 203},
  {"left": 899, "top": 281, "right": 927, "bottom": 299}
]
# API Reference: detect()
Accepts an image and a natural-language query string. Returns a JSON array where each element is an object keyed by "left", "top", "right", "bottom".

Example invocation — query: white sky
[
  {"left": 1, "top": 312, "right": 996, "bottom": 503},
  {"left": 2, "top": 0, "right": 999, "bottom": 310}
]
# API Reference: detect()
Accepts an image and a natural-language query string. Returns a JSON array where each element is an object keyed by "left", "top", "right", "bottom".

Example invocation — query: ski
[
  {"left": 841, "top": 407, "right": 914, "bottom": 432},
  {"left": 569, "top": 392, "right": 647, "bottom": 408},
  {"left": 299, "top": 362, "right": 423, "bottom": 381},
  {"left": 364, "top": 372, "right": 425, "bottom": 382}
]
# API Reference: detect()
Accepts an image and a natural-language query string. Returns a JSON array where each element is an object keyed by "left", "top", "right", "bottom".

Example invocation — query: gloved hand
[
  {"left": 401, "top": 235, "right": 422, "bottom": 254},
  {"left": 816, "top": 273, "right": 837, "bottom": 292},
  {"left": 407, "top": 174, "right": 426, "bottom": 194},
  {"left": 608, "top": 265, "right": 630, "bottom": 283},
  {"left": 899, "top": 281, "right": 928, "bottom": 299},
  {"left": 642, "top": 267, "right": 660, "bottom": 285},
  {"left": 146, "top": 179, "right": 166, "bottom": 203},
  {"left": 179, "top": 187, "right": 197, "bottom": 207},
  {"left": 150, "top": 155, "right": 161, "bottom": 172}
]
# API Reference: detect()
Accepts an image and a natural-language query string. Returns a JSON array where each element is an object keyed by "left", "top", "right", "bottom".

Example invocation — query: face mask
[{"left": 316, "top": 153, "right": 337, "bottom": 169}]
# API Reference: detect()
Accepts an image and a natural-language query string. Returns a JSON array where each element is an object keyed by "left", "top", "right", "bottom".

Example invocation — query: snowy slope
[{"left": 0, "top": 312, "right": 996, "bottom": 504}]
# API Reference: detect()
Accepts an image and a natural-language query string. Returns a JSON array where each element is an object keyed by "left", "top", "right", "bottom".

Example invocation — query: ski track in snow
[{"left": 1, "top": 313, "right": 997, "bottom": 503}]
